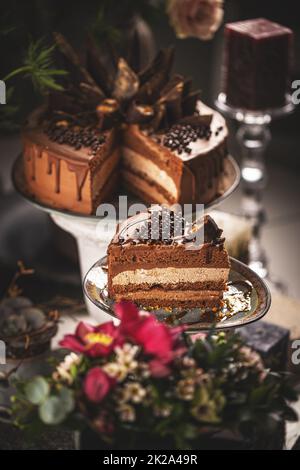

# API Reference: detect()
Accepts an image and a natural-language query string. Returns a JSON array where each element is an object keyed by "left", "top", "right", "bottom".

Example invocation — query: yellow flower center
[{"left": 85, "top": 332, "right": 113, "bottom": 347}]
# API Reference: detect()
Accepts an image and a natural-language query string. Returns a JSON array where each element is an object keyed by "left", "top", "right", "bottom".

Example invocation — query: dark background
[{"left": 1, "top": 0, "right": 299, "bottom": 168}]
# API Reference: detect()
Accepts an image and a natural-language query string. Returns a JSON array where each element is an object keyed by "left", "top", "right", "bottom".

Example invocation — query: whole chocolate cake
[
  {"left": 107, "top": 206, "right": 230, "bottom": 309},
  {"left": 22, "top": 34, "right": 229, "bottom": 214}
]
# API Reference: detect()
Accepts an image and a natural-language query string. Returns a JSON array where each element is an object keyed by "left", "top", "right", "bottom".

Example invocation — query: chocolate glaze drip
[
  {"left": 67, "top": 163, "right": 89, "bottom": 201},
  {"left": 53, "top": 156, "right": 60, "bottom": 193},
  {"left": 113, "top": 206, "right": 224, "bottom": 248},
  {"left": 47, "top": 154, "right": 53, "bottom": 175},
  {"left": 31, "top": 149, "right": 36, "bottom": 181},
  {"left": 27, "top": 144, "right": 90, "bottom": 199}
]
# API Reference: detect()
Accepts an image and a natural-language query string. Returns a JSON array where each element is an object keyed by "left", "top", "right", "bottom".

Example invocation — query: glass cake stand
[
  {"left": 215, "top": 93, "right": 295, "bottom": 283},
  {"left": 83, "top": 256, "right": 271, "bottom": 330},
  {"left": 12, "top": 154, "right": 240, "bottom": 321}
]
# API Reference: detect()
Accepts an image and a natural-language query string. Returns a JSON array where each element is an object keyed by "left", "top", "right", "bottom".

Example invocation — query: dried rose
[{"left": 167, "top": 0, "right": 223, "bottom": 41}]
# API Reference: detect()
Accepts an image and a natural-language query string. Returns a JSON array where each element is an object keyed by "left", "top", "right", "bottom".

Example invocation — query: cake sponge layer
[
  {"left": 112, "top": 267, "right": 229, "bottom": 290},
  {"left": 113, "top": 289, "right": 223, "bottom": 309},
  {"left": 122, "top": 147, "right": 178, "bottom": 200}
]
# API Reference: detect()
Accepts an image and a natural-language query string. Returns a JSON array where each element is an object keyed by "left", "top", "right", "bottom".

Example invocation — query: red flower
[
  {"left": 84, "top": 367, "right": 113, "bottom": 403},
  {"left": 60, "top": 321, "right": 123, "bottom": 357},
  {"left": 115, "top": 301, "right": 186, "bottom": 376}
]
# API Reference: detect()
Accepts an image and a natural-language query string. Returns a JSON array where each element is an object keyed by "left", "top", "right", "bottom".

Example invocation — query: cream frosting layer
[
  {"left": 122, "top": 147, "right": 178, "bottom": 199},
  {"left": 112, "top": 267, "right": 229, "bottom": 286}
]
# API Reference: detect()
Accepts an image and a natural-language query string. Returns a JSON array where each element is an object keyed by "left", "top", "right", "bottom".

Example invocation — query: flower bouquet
[{"left": 11, "top": 302, "right": 298, "bottom": 450}]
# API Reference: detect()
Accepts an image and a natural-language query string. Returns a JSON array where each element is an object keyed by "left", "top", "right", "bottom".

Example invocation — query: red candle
[{"left": 223, "top": 18, "right": 293, "bottom": 110}]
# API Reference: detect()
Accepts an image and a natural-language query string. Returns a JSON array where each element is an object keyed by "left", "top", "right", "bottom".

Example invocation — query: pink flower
[
  {"left": 84, "top": 367, "right": 113, "bottom": 403},
  {"left": 115, "top": 301, "right": 186, "bottom": 376},
  {"left": 148, "top": 358, "right": 173, "bottom": 378},
  {"left": 167, "top": 0, "right": 223, "bottom": 40},
  {"left": 60, "top": 321, "right": 123, "bottom": 357}
]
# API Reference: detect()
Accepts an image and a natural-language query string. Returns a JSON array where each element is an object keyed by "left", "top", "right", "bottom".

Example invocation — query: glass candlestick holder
[{"left": 215, "top": 92, "right": 295, "bottom": 283}]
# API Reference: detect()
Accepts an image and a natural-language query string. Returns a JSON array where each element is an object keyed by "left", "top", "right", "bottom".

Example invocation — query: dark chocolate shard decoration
[
  {"left": 47, "top": 91, "right": 83, "bottom": 115},
  {"left": 159, "top": 76, "right": 184, "bottom": 124},
  {"left": 182, "top": 78, "right": 193, "bottom": 98},
  {"left": 179, "top": 113, "right": 213, "bottom": 127},
  {"left": 54, "top": 32, "right": 98, "bottom": 89},
  {"left": 79, "top": 82, "right": 105, "bottom": 104},
  {"left": 85, "top": 35, "right": 114, "bottom": 96},
  {"left": 126, "top": 102, "right": 154, "bottom": 125},
  {"left": 96, "top": 99, "right": 120, "bottom": 129},
  {"left": 42, "top": 35, "right": 203, "bottom": 138},
  {"left": 203, "top": 215, "right": 224, "bottom": 244},
  {"left": 147, "top": 103, "right": 166, "bottom": 131},
  {"left": 137, "top": 47, "right": 175, "bottom": 102},
  {"left": 127, "top": 28, "right": 141, "bottom": 73},
  {"left": 53, "top": 85, "right": 93, "bottom": 115},
  {"left": 113, "top": 58, "right": 139, "bottom": 102},
  {"left": 139, "top": 47, "right": 174, "bottom": 84},
  {"left": 183, "top": 215, "right": 224, "bottom": 246},
  {"left": 182, "top": 90, "right": 201, "bottom": 116},
  {"left": 160, "top": 75, "right": 184, "bottom": 100}
]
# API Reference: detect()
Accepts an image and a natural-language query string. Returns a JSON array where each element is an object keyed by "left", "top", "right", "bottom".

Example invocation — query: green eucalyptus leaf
[
  {"left": 24, "top": 376, "right": 49, "bottom": 405},
  {"left": 59, "top": 387, "right": 75, "bottom": 414},
  {"left": 39, "top": 396, "right": 67, "bottom": 425}
]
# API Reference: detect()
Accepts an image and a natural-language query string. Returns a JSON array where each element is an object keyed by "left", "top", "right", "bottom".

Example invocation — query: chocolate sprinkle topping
[
  {"left": 114, "top": 206, "right": 224, "bottom": 248},
  {"left": 45, "top": 121, "right": 106, "bottom": 155},
  {"left": 163, "top": 123, "right": 212, "bottom": 155}
]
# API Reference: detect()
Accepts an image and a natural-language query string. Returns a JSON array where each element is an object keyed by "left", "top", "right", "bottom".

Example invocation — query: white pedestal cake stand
[
  {"left": 49, "top": 212, "right": 113, "bottom": 320},
  {"left": 12, "top": 154, "right": 240, "bottom": 322}
]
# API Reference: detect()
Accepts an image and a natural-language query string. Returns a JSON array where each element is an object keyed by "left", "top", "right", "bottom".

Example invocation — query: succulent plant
[
  {"left": 19, "top": 307, "right": 46, "bottom": 331},
  {"left": 1, "top": 314, "right": 27, "bottom": 337},
  {"left": 0, "top": 297, "right": 46, "bottom": 337},
  {"left": 1, "top": 296, "right": 33, "bottom": 311},
  {"left": 0, "top": 303, "right": 15, "bottom": 322}
]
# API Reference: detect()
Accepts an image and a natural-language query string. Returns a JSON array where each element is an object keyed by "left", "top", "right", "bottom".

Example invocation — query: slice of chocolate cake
[{"left": 107, "top": 207, "right": 230, "bottom": 309}]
